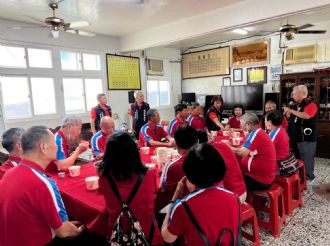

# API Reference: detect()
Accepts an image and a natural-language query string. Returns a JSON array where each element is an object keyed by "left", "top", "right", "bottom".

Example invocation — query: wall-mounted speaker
[{"left": 128, "top": 91, "right": 135, "bottom": 104}]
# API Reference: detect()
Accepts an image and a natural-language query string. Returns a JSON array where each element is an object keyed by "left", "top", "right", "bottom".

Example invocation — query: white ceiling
[
  {"left": 0, "top": 0, "right": 330, "bottom": 51},
  {"left": 0, "top": 0, "right": 244, "bottom": 37}
]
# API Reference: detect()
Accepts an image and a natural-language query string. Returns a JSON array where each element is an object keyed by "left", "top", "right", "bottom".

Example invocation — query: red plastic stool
[
  {"left": 297, "top": 159, "right": 307, "bottom": 191},
  {"left": 275, "top": 172, "right": 303, "bottom": 216},
  {"left": 246, "top": 184, "right": 286, "bottom": 238},
  {"left": 241, "top": 202, "right": 260, "bottom": 246}
]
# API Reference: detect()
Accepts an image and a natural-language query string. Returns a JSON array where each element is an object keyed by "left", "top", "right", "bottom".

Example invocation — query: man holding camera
[{"left": 283, "top": 85, "right": 318, "bottom": 186}]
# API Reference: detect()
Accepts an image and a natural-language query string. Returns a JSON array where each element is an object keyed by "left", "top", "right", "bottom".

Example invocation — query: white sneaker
[{"left": 307, "top": 179, "right": 315, "bottom": 186}]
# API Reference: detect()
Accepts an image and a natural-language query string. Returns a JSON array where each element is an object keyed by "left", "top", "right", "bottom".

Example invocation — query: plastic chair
[
  {"left": 246, "top": 183, "right": 286, "bottom": 238},
  {"left": 297, "top": 159, "right": 307, "bottom": 191},
  {"left": 241, "top": 202, "right": 260, "bottom": 246},
  {"left": 275, "top": 172, "right": 303, "bottom": 216}
]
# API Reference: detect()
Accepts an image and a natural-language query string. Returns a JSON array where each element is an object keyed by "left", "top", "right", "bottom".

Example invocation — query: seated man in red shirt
[
  {"left": 231, "top": 113, "right": 276, "bottom": 191},
  {"left": 187, "top": 102, "right": 206, "bottom": 130},
  {"left": 52, "top": 116, "right": 89, "bottom": 171},
  {"left": 161, "top": 143, "right": 240, "bottom": 246},
  {"left": 168, "top": 103, "right": 189, "bottom": 137},
  {"left": 0, "top": 128, "right": 24, "bottom": 179},
  {"left": 139, "top": 109, "right": 174, "bottom": 148},
  {"left": 155, "top": 125, "right": 198, "bottom": 212},
  {"left": 0, "top": 126, "right": 84, "bottom": 246},
  {"left": 91, "top": 116, "right": 115, "bottom": 159},
  {"left": 260, "top": 100, "right": 288, "bottom": 132}
]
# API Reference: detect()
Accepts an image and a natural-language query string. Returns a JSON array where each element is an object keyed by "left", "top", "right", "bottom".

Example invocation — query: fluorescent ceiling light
[{"left": 231, "top": 28, "right": 248, "bottom": 35}]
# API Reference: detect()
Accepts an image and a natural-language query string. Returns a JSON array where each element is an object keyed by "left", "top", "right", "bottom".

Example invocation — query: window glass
[
  {"left": 83, "top": 53, "right": 101, "bottom": 70},
  {"left": 31, "top": 77, "right": 56, "bottom": 115},
  {"left": 0, "top": 76, "right": 31, "bottom": 119},
  {"left": 60, "top": 51, "right": 81, "bottom": 70},
  {"left": 159, "top": 80, "right": 170, "bottom": 106},
  {"left": 147, "top": 80, "right": 159, "bottom": 107},
  {"left": 28, "top": 48, "right": 52, "bottom": 68},
  {"left": 63, "top": 78, "right": 85, "bottom": 113},
  {"left": 0, "top": 45, "right": 26, "bottom": 68},
  {"left": 85, "top": 79, "right": 103, "bottom": 110}
]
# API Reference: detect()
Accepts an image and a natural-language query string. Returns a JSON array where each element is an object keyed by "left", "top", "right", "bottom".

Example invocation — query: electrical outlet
[{"left": 113, "top": 113, "right": 119, "bottom": 119}]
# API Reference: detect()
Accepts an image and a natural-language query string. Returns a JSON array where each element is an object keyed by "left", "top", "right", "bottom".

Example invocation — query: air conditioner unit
[
  {"left": 285, "top": 44, "right": 317, "bottom": 65},
  {"left": 146, "top": 58, "right": 164, "bottom": 76}
]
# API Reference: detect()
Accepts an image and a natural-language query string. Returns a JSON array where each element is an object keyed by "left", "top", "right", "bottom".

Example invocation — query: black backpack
[
  {"left": 182, "top": 195, "right": 242, "bottom": 246},
  {"left": 106, "top": 173, "right": 154, "bottom": 246}
]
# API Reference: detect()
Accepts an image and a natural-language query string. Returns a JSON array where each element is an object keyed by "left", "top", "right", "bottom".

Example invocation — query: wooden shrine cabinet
[{"left": 280, "top": 70, "right": 330, "bottom": 158}]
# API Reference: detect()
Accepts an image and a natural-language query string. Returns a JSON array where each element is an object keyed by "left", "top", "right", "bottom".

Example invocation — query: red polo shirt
[
  {"left": 0, "top": 156, "right": 21, "bottom": 180},
  {"left": 0, "top": 159, "right": 68, "bottom": 246},
  {"left": 168, "top": 186, "right": 239, "bottom": 246},
  {"left": 90, "top": 104, "right": 110, "bottom": 119},
  {"left": 160, "top": 152, "right": 186, "bottom": 188},
  {"left": 91, "top": 130, "right": 108, "bottom": 157},
  {"left": 227, "top": 117, "right": 241, "bottom": 129},
  {"left": 187, "top": 114, "right": 206, "bottom": 130},
  {"left": 98, "top": 168, "right": 162, "bottom": 245},
  {"left": 139, "top": 122, "right": 168, "bottom": 147},
  {"left": 269, "top": 127, "right": 290, "bottom": 174},
  {"left": 211, "top": 142, "right": 246, "bottom": 196},
  {"left": 241, "top": 129, "right": 276, "bottom": 184},
  {"left": 168, "top": 116, "right": 188, "bottom": 137}
]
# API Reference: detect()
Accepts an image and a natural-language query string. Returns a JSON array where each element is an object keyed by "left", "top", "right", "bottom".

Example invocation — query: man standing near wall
[
  {"left": 90, "top": 93, "right": 112, "bottom": 135},
  {"left": 283, "top": 85, "right": 318, "bottom": 185},
  {"left": 130, "top": 91, "right": 150, "bottom": 140}
]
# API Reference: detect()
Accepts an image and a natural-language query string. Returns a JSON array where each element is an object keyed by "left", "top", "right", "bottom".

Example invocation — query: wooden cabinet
[{"left": 280, "top": 70, "right": 330, "bottom": 158}]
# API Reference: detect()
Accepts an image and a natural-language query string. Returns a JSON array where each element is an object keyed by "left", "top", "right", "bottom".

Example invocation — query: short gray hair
[
  {"left": 61, "top": 116, "right": 82, "bottom": 128},
  {"left": 265, "top": 100, "right": 277, "bottom": 110},
  {"left": 147, "top": 109, "right": 158, "bottom": 121},
  {"left": 293, "top": 84, "right": 308, "bottom": 97},
  {"left": 134, "top": 91, "right": 143, "bottom": 98},
  {"left": 241, "top": 113, "right": 259, "bottom": 126},
  {"left": 2, "top": 128, "right": 25, "bottom": 152},
  {"left": 97, "top": 93, "right": 106, "bottom": 100},
  {"left": 21, "top": 126, "right": 50, "bottom": 154}
]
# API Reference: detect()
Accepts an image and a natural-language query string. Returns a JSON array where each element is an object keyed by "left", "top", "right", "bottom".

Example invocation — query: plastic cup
[
  {"left": 141, "top": 147, "right": 150, "bottom": 155},
  {"left": 85, "top": 176, "right": 99, "bottom": 190},
  {"left": 58, "top": 172, "right": 65, "bottom": 178},
  {"left": 151, "top": 155, "right": 158, "bottom": 165},
  {"left": 68, "top": 166, "right": 81, "bottom": 177},
  {"left": 211, "top": 131, "right": 218, "bottom": 138},
  {"left": 232, "top": 137, "right": 241, "bottom": 146}
]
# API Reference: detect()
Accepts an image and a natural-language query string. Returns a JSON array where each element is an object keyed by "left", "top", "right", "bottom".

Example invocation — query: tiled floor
[{"left": 251, "top": 158, "right": 330, "bottom": 246}]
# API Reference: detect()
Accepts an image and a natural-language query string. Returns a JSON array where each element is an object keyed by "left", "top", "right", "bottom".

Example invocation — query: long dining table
[
  {"left": 48, "top": 132, "right": 246, "bottom": 236},
  {"left": 47, "top": 147, "right": 158, "bottom": 236}
]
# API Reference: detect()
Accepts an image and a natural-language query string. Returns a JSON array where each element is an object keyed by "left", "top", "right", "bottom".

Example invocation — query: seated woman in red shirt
[
  {"left": 265, "top": 110, "right": 290, "bottom": 175},
  {"left": 161, "top": 143, "right": 240, "bottom": 246},
  {"left": 225, "top": 104, "right": 245, "bottom": 130},
  {"left": 98, "top": 132, "right": 163, "bottom": 245}
]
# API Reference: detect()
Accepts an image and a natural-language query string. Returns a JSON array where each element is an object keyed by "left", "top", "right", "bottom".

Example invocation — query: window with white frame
[
  {"left": 0, "top": 45, "right": 26, "bottom": 68},
  {"left": 147, "top": 80, "right": 170, "bottom": 107},
  {"left": 0, "top": 42, "right": 104, "bottom": 120},
  {"left": 63, "top": 78, "right": 103, "bottom": 114}
]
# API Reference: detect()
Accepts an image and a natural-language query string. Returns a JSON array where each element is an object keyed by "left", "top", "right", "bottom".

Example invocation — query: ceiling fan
[
  {"left": 12, "top": 1, "right": 95, "bottom": 38},
  {"left": 279, "top": 23, "right": 326, "bottom": 40}
]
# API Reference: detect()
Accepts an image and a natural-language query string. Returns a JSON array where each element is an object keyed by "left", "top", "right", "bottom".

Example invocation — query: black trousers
[{"left": 244, "top": 175, "right": 272, "bottom": 191}]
